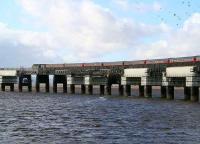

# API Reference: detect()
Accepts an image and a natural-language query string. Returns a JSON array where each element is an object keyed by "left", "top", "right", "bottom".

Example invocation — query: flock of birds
[
  {"left": 158, "top": 0, "right": 196, "bottom": 27},
  {"left": 134, "top": 0, "right": 198, "bottom": 28}
]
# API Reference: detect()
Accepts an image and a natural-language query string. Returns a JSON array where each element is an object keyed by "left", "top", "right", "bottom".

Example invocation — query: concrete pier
[
  {"left": 1, "top": 83, "right": 14, "bottom": 92},
  {"left": 106, "top": 85, "right": 112, "bottom": 95},
  {"left": 191, "top": 86, "right": 199, "bottom": 102},
  {"left": 100, "top": 85, "right": 105, "bottom": 95},
  {"left": 81, "top": 85, "right": 86, "bottom": 94},
  {"left": 70, "top": 84, "right": 75, "bottom": 94},
  {"left": 1, "top": 84, "right": 4, "bottom": 91},
  {"left": 184, "top": 87, "right": 191, "bottom": 101},
  {"left": 145, "top": 85, "right": 152, "bottom": 98},
  {"left": 119, "top": 85, "right": 124, "bottom": 96},
  {"left": 139, "top": 85, "right": 144, "bottom": 97},
  {"left": 11, "top": 84, "right": 14, "bottom": 91},
  {"left": 161, "top": 86, "right": 167, "bottom": 98},
  {"left": 53, "top": 75, "right": 67, "bottom": 93},
  {"left": 167, "top": 86, "right": 174, "bottom": 100},
  {"left": 87, "top": 85, "right": 93, "bottom": 95},
  {"left": 36, "top": 75, "right": 49, "bottom": 92},
  {"left": 124, "top": 85, "right": 131, "bottom": 96},
  {"left": 19, "top": 75, "right": 32, "bottom": 92}
]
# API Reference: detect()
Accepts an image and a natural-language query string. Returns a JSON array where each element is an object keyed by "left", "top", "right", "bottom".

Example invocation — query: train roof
[{"left": 32, "top": 55, "right": 200, "bottom": 67}]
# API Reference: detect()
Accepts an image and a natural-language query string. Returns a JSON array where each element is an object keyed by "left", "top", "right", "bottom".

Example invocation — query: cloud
[
  {"left": 113, "top": 0, "right": 162, "bottom": 13},
  {"left": 132, "top": 13, "right": 200, "bottom": 59},
  {"left": 0, "top": 0, "right": 199, "bottom": 67},
  {"left": 0, "top": 22, "right": 60, "bottom": 67},
  {"left": 14, "top": 0, "right": 166, "bottom": 63}
]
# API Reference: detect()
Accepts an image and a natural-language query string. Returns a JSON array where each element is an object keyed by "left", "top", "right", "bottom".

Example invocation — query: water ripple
[{"left": 0, "top": 91, "right": 199, "bottom": 143}]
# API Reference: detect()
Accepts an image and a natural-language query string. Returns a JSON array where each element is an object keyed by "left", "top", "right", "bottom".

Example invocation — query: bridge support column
[
  {"left": 63, "top": 83, "right": 67, "bottom": 93},
  {"left": 19, "top": 75, "right": 32, "bottom": 92},
  {"left": 87, "top": 85, "right": 93, "bottom": 95},
  {"left": 10, "top": 84, "right": 14, "bottom": 92},
  {"left": 124, "top": 85, "right": 131, "bottom": 96},
  {"left": 28, "top": 85, "right": 32, "bottom": 92},
  {"left": 100, "top": 85, "right": 105, "bottom": 95},
  {"left": 36, "top": 75, "right": 49, "bottom": 92},
  {"left": 145, "top": 85, "right": 152, "bottom": 98},
  {"left": 119, "top": 85, "right": 124, "bottom": 96},
  {"left": 70, "top": 84, "right": 75, "bottom": 94},
  {"left": 46, "top": 82, "right": 49, "bottom": 92},
  {"left": 191, "top": 86, "right": 199, "bottom": 102},
  {"left": 53, "top": 80, "right": 57, "bottom": 93},
  {"left": 81, "top": 85, "right": 86, "bottom": 94},
  {"left": 139, "top": 85, "right": 144, "bottom": 97},
  {"left": 184, "top": 87, "right": 191, "bottom": 101},
  {"left": 167, "top": 86, "right": 174, "bottom": 100},
  {"left": 53, "top": 75, "right": 67, "bottom": 93},
  {"left": 36, "top": 82, "right": 39, "bottom": 92},
  {"left": 19, "top": 82, "right": 22, "bottom": 92},
  {"left": 1, "top": 83, "right": 14, "bottom": 92},
  {"left": 106, "top": 85, "right": 112, "bottom": 95},
  {"left": 1, "top": 84, "right": 5, "bottom": 91},
  {"left": 161, "top": 86, "right": 167, "bottom": 98}
]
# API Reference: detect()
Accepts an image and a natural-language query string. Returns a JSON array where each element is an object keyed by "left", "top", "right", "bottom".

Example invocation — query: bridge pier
[
  {"left": 81, "top": 85, "right": 86, "bottom": 94},
  {"left": 87, "top": 85, "right": 93, "bottom": 95},
  {"left": 10, "top": 84, "right": 14, "bottom": 92},
  {"left": 106, "top": 85, "right": 112, "bottom": 95},
  {"left": 145, "top": 85, "right": 152, "bottom": 98},
  {"left": 53, "top": 75, "right": 67, "bottom": 93},
  {"left": 161, "top": 86, "right": 167, "bottom": 98},
  {"left": 139, "top": 85, "right": 144, "bottom": 97},
  {"left": 0, "top": 75, "right": 18, "bottom": 92},
  {"left": 100, "top": 85, "right": 105, "bottom": 95},
  {"left": 191, "top": 86, "right": 199, "bottom": 102},
  {"left": 36, "top": 75, "right": 49, "bottom": 92},
  {"left": 167, "top": 86, "right": 174, "bottom": 100},
  {"left": 184, "top": 87, "right": 191, "bottom": 101},
  {"left": 1, "top": 84, "right": 5, "bottom": 91},
  {"left": 70, "top": 84, "right": 75, "bottom": 94},
  {"left": 19, "top": 75, "right": 32, "bottom": 92},
  {"left": 119, "top": 84, "right": 124, "bottom": 96},
  {"left": 1, "top": 83, "right": 14, "bottom": 92},
  {"left": 124, "top": 85, "right": 131, "bottom": 96}
]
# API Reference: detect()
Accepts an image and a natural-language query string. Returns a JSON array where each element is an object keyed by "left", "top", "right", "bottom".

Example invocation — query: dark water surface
[{"left": 0, "top": 91, "right": 200, "bottom": 144}]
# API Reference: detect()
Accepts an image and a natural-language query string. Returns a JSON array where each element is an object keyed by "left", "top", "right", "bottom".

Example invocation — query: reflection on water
[{"left": 0, "top": 90, "right": 200, "bottom": 144}]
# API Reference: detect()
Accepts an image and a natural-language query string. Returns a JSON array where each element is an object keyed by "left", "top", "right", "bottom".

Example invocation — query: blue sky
[
  {"left": 0, "top": 0, "right": 199, "bottom": 29},
  {"left": 0, "top": 0, "right": 199, "bottom": 67},
  {"left": 1, "top": 0, "right": 199, "bottom": 29}
]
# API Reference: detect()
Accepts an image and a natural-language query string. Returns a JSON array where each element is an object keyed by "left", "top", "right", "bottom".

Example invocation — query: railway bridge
[{"left": 1, "top": 55, "right": 200, "bottom": 102}]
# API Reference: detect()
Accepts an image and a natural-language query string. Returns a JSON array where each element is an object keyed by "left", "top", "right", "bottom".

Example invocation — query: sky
[{"left": 0, "top": 0, "right": 200, "bottom": 67}]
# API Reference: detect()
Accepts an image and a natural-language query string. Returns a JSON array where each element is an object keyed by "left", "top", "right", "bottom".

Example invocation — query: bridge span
[{"left": 1, "top": 55, "right": 200, "bottom": 102}]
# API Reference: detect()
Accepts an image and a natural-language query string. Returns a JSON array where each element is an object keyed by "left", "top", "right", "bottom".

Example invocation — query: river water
[{"left": 0, "top": 89, "right": 200, "bottom": 144}]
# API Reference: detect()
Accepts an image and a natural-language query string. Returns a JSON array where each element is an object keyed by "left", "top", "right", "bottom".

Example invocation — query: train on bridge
[
  {"left": 0, "top": 55, "right": 200, "bottom": 103},
  {"left": 32, "top": 55, "right": 200, "bottom": 69}
]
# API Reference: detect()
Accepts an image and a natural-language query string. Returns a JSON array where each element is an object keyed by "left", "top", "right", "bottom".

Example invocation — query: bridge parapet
[
  {"left": 164, "top": 66, "right": 200, "bottom": 87},
  {"left": 84, "top": 75, "right": 108, "bottom": 85},
  {"left": 0, "top": 70, "right": 17, "bottom": 76},
  {"left": 67, "top": 75, "right": 84, "bottom": 85},
  {"left": 18, "top": 68, "right": 37, "bottom": 75},
  {"left": 166, "top": 66, "right": 195, "bottom": 77},
  {"left": 0, "top": 76, "right": 18, "bottom": 84},
  {"left": 121, "top": 68, "right": 163, "bottom": 86},
  {"left": 123, "top": 68, "right": 148, "bottom": 77},
  {"left": 0, "top": 70, "right": 18, "bottom": 85}
]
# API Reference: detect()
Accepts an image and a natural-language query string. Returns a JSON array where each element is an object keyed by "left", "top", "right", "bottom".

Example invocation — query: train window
[{"left": 193, "top": 57, "right": 197, "bottom": 62}]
